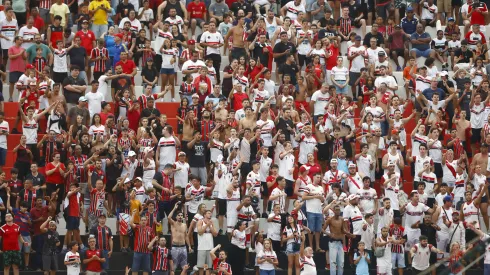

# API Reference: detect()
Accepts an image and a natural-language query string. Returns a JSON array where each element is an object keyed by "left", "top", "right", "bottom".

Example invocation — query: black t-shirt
[
  {"left": 363, "top": 32, "right": 385, "bottom": 47},
  {"left": 42, "top": 230, "right": 60, "bottom": 255},
  {"left": 188, "top": 141, "right": 206, "bottom": 168},
  {"left": 141, "top": 66, "right": 159, "bottom": 84},
  {"left": 135, "top": 37, "right": 147, "bottom": 51},
  {"left": 276, "top": 117, "right": 294, "bottom": 141},
  {"left": 273, "top": 42, "right": 296, "bottom": 64},
  {"left": 62, "top": 76, "right": 87, "bottom": 104},
  {"left": 455, "top": 48, "right": 473, "bottom": 63},
  {"left": 230, "top": 2, "right": 252, "bottom": 16},
  {"left": 347, "top": 2, "right": 366, "bottom": 18},
  {"left": 25, "top": 173, "right": 46, "bottom": 187},
  {"left": 68, "top": 48, "right": 87, "bottom": 71},
  {"left": 141, "top": 107, "right": 161, "bottom": 125},
  {"left": 278, "top": 63, "right": 299, "bottom": 85},
  {"left": 116, "top": 3, "right": 135, "bottom": 19},
  {"left": 111, "top": 75, "right": 132, "bottom": 95},
  {"left": 252, "top": 42, "right": 270, "bottom": 68},
  {"left": 105, "top": 153, "right": 122, "bottom": 182},
  {"left": 318, "top": 18, "right": 336, "bottom": 28}
]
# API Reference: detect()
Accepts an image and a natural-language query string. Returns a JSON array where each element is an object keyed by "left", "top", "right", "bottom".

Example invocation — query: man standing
[
  {"left": 197, "top": 209, "right": 218, "bottom": 275},
  {"left": 324, "top": 205, "right": 355, "bottom": 275},
  {"left": 18, "top": 16, "right": 38, "bottom": 50},
  {"left": 85, "top": 80, "right": 105, "bottom": 119},
  {"left": 148, "top": 236, "right": 174, "bottom": 274},
  {"left": 0, "top": 213, "right": 26, "bottom": 275},
  {"left": 224, "top": 16, "right": 247, "bottom": 62},
  {"left": 302, "top": 173, "right": 324, "bottom": 253},
  {"left": 410, "top": 235, "right": 444, "bottom": 273},
  {"left": 200, "top": 21, "right": 223, "bottom": 84},
  {"left": 62, "top": 66, "right": 88, "bottom": 110},
  {"left": 49, "top": 0, "right": 70, "bottom": 28},
  {"left": 273, "top": 32, "right": 297, "bottom": 83},
  {"left": 89, "top": 214, "right": 113, "bottom": 273},
  {"left": 89, "top": 0, "right": 111, "bottom": 39},
  {"left": 75, "top": 20, "right": 96, "bottom": 83},
  {"left": 130, "top": 211, "right": 154, "bottom": 275},
  {"left": 168, "top": 202, "right": 191, "bottom": 271},
  {"left": 83, "top": 236, "right": 106, "bottom": 275},
  {"left": 187, "top": 0, "right": 206, "bottom": 39}
]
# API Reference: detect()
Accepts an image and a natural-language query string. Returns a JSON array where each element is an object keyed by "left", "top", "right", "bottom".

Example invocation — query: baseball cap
[
  {"left": 135, "top": 177, "right": 143, "bottom": 181},
  {"left": 448, "top": 17, "right": 455, "bottom": 21},
  {"left": 299, "top": 166, "right": 310, "bottom": 173},
  {"left": 128, "top": 151, "right": 136, "bottom": 157},
  {"left": 26, "top": 64, "right": 35, "bottom": 69},
  {"left": 348, "top": 163, "right": 356, "bottom": 168},
  {"left": 115, "top": 33, "right": 124, "bottom": 39},
  {"left": 410, "top": 190, "right": 417, "bottom": 194},
  {"left": 82, "top": 20, "right": 89, "bottom": 24},
  {"left": 443, "top": 195, "right": 453, "bottom": 202},
  {"left": 394, "top": 24, "right": 401, "bottom": 29},
  {"left": 378, "top": 51, "right": 386, "bottom": 56},
  {"left": 391, "top": 129, "right": 399, "bottom": 135},
  {"left": 192, "top": 94, "right": 199, "bottom": 98},
  {"left": 79, "top": 96, "right": 88, "bottom": 102},
  {"left": 178, "top": 151, "right": 186, "bottom": 156},
  {"left": 440, "top": 71, "right": 449, "bottom": 77},
  {"left": 188, "top": 40, "right": 196, "bottom": 45},
  {"left": 330, "top": 159, "right": 338, "bottom": 164},
  {"left": 355, "top": 35, "right": 362, "bottom": 41},
  {"left": 406, "top": 6, "right": 414, "bottom": 12}
]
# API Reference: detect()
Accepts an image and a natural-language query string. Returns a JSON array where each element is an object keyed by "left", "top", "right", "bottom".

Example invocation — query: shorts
[
  {"left": 377, "top": 265, "right": 393, "bottom": 274},
  {"left": 472, "top": 128, "right": 482, "bottom": 143},
  {"left": 0, "top": 147, "right": 6, "bottom": 166},
  {"left": 434, "top": 162, "right": 443, "bottom": 178},
  {"left": 435, "top": 0, "right": 451, "bottom": 12},
  {"left": 9, "top": 71, "right": 23, "bottom": 84},
  {"left": 66, "top": 216, "right": 81, "bottom": 230},
  {"left": 349, "top": 72, "right": 360, "bottom": 87},
  {"left": 334, "top": 80, "right": 348, "bottom": 94},
  {"left": 481, "top": 195, "right": 488, "bottom": 203},
  {"left": 88, "top": 212, "right": 99, "bottom": 230},
  {"left": 405, "top": 231, "right": 421, "bottom": 249},
  {"left": 39, "top": 8, "right": 50, "bottom": 23},
  {"left": 132, "top": 252, "right": 151, "bottom": 272},
  {"left": 320, "top": 234, "right": 330, "bottom": 251},
  {"left": 427, "top": 197, "right": 436, "bottom": 208},
  {"left": 197, "top": 250, "right": 212, "bottom": 268},
  {"left": 261, "top": 181, "right": 269, "bottom": 197},
  {"left": 192, "top": 18, "right": 205, "bottom": 26},
  {"left": 231, "top": 47, "right": 247, "bottom": 61},
  {"left": 285, "top": 179, "right": 294, "bottom": 197},
  {"left": 350, "top": 235, "right": 361, "bottom": 253},
  {"left": 158, "top": 202, "right": 173, "bottom": 220},
  {"left": 285, "top": 242, "right": 300, "bottom": 255},
  {"left": 411, "top": 48, "right": 433, "bottom": 58},
  {"left": 452, "top": 0, "right": 462, "bottom": 5},
  {"left": 317, "top": 143, "right": 328, "bottom": 161},
  {"left": 171, "top": 246, "right": 188, "bottom": 269},
  {"left": 52, "top": 72, "right": 68, "bottom": 84},
  {"left": 42, "top": 254, "right": 59, "bottom": 271},
  {"left": 392, "top": 252, "right": 406, "bottom": 268},
  {"left": 306, "top": 212, "right": 323, "bottom": 232},
  {"left": 391, "top": 49, "right": 405, "bottom": 57},
  {"left": 160, "top": 68, "right": 176, "bottom": 74},
  {"left": 218, "top": 199, "right": 227, "bottom": 216},
  {"left": 18, "top": 235, "right": 31, "bottom": 253}
]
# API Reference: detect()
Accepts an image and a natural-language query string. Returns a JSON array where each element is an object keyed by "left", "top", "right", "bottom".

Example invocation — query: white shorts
[
  {"left": 436, "top": 233, "right": 449, "bottom": 259},
  {"left": 405, "top": 230, "right": 421, "bottom": 250},
  {"left": 377, "top": 265, "right": 393, "bottom": 275},
  {"left": 325, "top": 70, "right": 333, "bottom": 86}
]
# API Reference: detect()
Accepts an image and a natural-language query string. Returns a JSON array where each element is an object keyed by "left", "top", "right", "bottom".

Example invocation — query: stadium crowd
[{"left": 2, "top": 0, "right": 490, "bottom": 274}]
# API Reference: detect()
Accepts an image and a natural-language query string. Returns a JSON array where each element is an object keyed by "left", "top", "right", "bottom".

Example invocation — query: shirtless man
[
  {"left": 452, "top": 110, "right": 470, "bottom": 146},
  {"left": 324, "top": 204, "right": 355, "bottom": 274},
  {"left": 224, "top": 16, "right": 247, "bottom": 62},
  {"left": 295, "top": 76, "right": 308, "bottom": 111},
  {"left": 214, "top": 100, "right": 228, "bottom": 122},
  {"left": 284, "top": 98, "right": 301, "bottom": 123},
  {"left": 315, "top": 114, "right": 328, "bottom": 170},
  {"left": 471, "top": 143, "right": 488, "bottom": 176},
  {"left": 168, "top": 202, "right": 192, "bottom": 271},
  {"left": 182, "top": 111, "right": 196, "bottom": 149},
  {"left": 239, "top": 106, "right": 258, "bottom": 131}
]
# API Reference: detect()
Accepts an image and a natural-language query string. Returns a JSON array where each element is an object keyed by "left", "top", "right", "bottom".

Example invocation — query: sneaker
[
  {"left": 121, "top": 248, "right": 127, "bottom": 253},
  {"left": 11, "top": 128, "right": 19, "bottom": 134},
  {"left": 249, "top": 247, "right": 255, "bottom": 253},
  {"left": 396, "top": 66, "right": 402, "bottom": 71},
  {"left": 325, "top": 264, "right": 330, "bottom": 270},
  {"left": 171, "top": 98, "right": 176, "bottom": 102},
  {"left": 218, "top": 229, "right": 223, "bottom": 235},
  {"left": 261, "top": 212, "right": 268, "bottom": 218},
  {"left": 8, "top": 98, "right": 12, "bottom": 102}
]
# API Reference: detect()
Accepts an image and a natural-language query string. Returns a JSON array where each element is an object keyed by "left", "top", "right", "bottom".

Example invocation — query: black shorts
[
  {"left": 285, "top": 179, "right": 294, "bottom": 197},
  {"left": 434, "top": 162, "right": 443, "bottom": 178},
  {"left": 261, "top": 181, "right": 269, "bottom": 197},
  {"left": 52, "top": 72, "right": 68, "bottom": 84},
  {"left": 349, "top": 72, "right": 360, "bottom": 87},
  {"left": 393, "top": 209, "right": 401, "bottom": 218},
  {"left": 471, "top": 128, "right": 482, "bottom": 143},
  {"left": 427, "top": 197, "right": 436, "bottom": 208},
  {"left": 481, "top": 195, "right": 488, "bottom": 203},
  {"left": 452, "top": 0, "right": 462, "bottom": 5},
  {"left": 1, "top": 49, "right": 7, "bottom": 58},
  {"left": 9, "top": 71, "right": 23, "bottom": 84},
  {"left": 391, "top": 49, "right": 405, "bottom": 57},
  {"left": 465, "top": 228, "right": 478, "bottom": 244},
  {"left": 218, "top": 199, "right": 227, "bottom": 216},
  {"left": 105, "top": 179, "right": 117, "bottom": 193},
  {"left": 158, "top": 202, "right": 173, "bottom": 220},
  {"left": 350, "top": 235, "right": 361, "bottom": 253},
  {"left": 320, "top": 235, "right": 330, "bottom": 251},
  {"left": 317, "top": 143, "right": 328, "bottom": 161}
]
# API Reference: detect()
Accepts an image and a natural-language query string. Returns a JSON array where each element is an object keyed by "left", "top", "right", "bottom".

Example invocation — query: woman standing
[
  {"left": 142, "top": 141, "right": 156, "bottom": 189},
  {"left": 103, "top": 26, "right": 117, "bottom": 69},
  {"left": 13, "top": 135, "right": 32, "bottom": 181},
  {"left": 282, "top": 215, "right": 303, "bottom": 275},
  {"left": 45, "top": 152, "right": 66, "bottom": 214},
  {"left": 105, "top": 145, "right": 122, "bottom": 217},
  {"left": 331, "top": 56, "right": 349, "bottom": 95},
  {"left": 229, "top": 220, "right": 255, "bottom": 274},
  {"left": 256, "top": 238, "right": 279, "bottom": 275},
  {"left": 88, "top": 114, "right": 106, "bottom": 144},
  {"left": 160, "top": 39, "right": 179, "bottom": 101},
  {"left": 222, "top": 59, "right": 238, "bottom": 98}
]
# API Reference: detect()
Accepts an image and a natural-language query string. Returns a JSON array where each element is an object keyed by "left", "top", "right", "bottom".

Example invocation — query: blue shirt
[
  {"left": 401, "top": 16, "right": 418, "bottom": 35},
  {"left": 422, "top": 88, "right": 446, "bottom": 100},
  {"left": 354, "top": 252, "right": 370, "bottom": 275},
  {"left": 411, "top": 32, "right": 431, "bottom": 51}
]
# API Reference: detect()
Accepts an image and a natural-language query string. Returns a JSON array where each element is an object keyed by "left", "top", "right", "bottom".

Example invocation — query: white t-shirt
[
  {"left": 174, "top": 161, "right": 190, "bottom": 188},
  {"left": 357, "top": 188, "right": 378, "bottom": 215},
  {"left": 118, "top": 18, "right": 142, "bottom": 32},
  {"left": 404, "top": 202, "right": 429, "bottom": 231},
  {"left": 53, "top": 48, "right": 69, "bottom": 73},
  {"left": 200, "top": 31, "right": 224, "bottom": 55},
  {"left": 310, "top": 90, "right": 331, "bottom": 115},
  {"left": 284, "top": 1, "right": 306, "bottom": 20},
  {"left": 257, "top": 249, "right": 277, "bottom": 270},
  {"left": 347, "top": 45, "right": 367, "bottom": 73},
  {"left": 88, "top": 125, "right": 105, "bottom": 140},
  {"left": 64, "top": 251, "right": 81, "bottom": 275},
  {"left": 157, "top": 136, "right": 177, "bottom": 167},
  {"left": 85, "top": 91, "right": 105, "bottom": 118},
  {"left": 182, "top": 59, "right": 206, "bottom": 79},
  {"left": 187, "top": 185, "right": 205, "bottom": 214},
  {"left": 18, "top": 25, "right": 39, "bottom": 49},
  {"left": 343, "top": 205, "right": 364, "bottom": 235},
  {"left": 0, "top": 19, "right": 18, "bottom": 49},
  {"left": 278, "top": 153, "right": 295, "bottom": 181},
  {"left": 0, "top": 121, "right": 9, "bottom": 149},
  {"left": 331, "top": 66, "right": 348, "bottom": 81},
  {"left": 298, "top": 134, "right": 317, "bottom": 164},
  {"left": 304, "top": 184, "right": 324, "bottom": 213}
]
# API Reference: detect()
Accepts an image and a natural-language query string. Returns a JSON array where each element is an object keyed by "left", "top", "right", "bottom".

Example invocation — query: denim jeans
[
  {"left": 102, "top": 249, "right": 110, "bottom": 270},
  {"left": 260, "top": 270, "right": 276, "bottom": 275},
  {"left": 485, "top": 264, "right": 490, "bottom": 275},
  {"left": 92, "top": 24, "right": 108, "bottom": 40},
  {"left": 329, "top": 241, "right": 344, "bottom": 275}
]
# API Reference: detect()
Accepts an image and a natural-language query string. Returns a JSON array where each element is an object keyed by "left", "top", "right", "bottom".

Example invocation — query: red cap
[
  {"left": 391, "top": 129, "right": 398, "bottom": 135},
  {"left": 115, "top": 33, "right": 124, "bottom": 39},
  {"left": 26, "top": 64, "right": 34, "bottom": 69},
  {"left": 188, "top": 40, "right": 196, "bottom": 45},
  {"left": 299, "top": 165, "right": 310, "bottom": 173}
]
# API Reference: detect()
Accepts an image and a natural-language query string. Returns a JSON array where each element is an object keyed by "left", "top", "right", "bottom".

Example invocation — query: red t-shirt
[
  {"left": 0, "top": 223, "right": 21, "bottom": 251},
  {"left": 99, "top": 112, "right": 114, "bottom": 126},
  {"left": 30, "top": 206, "right": 48, "bottom": 235},
  {"left": 20, "top": 89, "right": 43, "bottom": 111},
  {"left": 187, "top": 1, "right": 206, "bottom": 19},
  {"left": 33, "top": 16, "right": 45, "bottom": 32},
  {"left": 469, "top": 3, "right": 488, "bottom": 25},
  {"left": 232, "top": 92, "right": 249, "bottom": 111},
  {"left": 68, "top": 193, "right": 82, "bottom": 217},
  {"left": 75, "top": 30, "right": 96, "bottom": 55},
  {"left": 85, "top": 249, "right": 103, "bottom": 272},
  {"left": 127, "top": 109, "right": 140, "bottom": 132},
  {"left": 115, "top": 59, "right": 137, "bottom": 75},
  {"left": 325, "top": 44, "right": 339, "bottom": 70},
  {"left": 45, "top": 162, "right": 66, "bottom": 184},
  {"left": 266, "top": 175, "right": 278, "bottom": 192},
  {"left": 305, "top": 163, "right": 322, "bottom": 180}
]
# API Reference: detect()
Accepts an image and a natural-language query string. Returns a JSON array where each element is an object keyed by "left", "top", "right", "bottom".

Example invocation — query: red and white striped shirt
[
  {"left": 152, "top": 246, "right": 171, "bottom": 271},
  {"left": 134, "top": 225, "right": 154, "bottom": 253},
  {"left": 88, "top": 189, "right": 106, "bottom": 216},
  {"left": 90, "top": 47, "right": 108, "bottom": 73}
]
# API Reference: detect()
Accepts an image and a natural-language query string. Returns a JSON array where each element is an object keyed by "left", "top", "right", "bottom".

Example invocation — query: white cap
[{"left": 128, "top": 151, "right": 136, "bottom": 157}]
